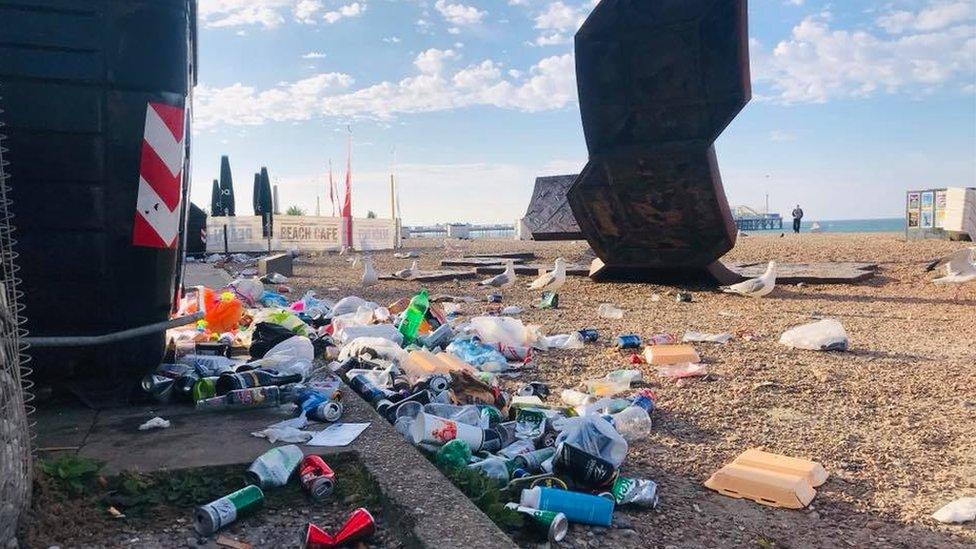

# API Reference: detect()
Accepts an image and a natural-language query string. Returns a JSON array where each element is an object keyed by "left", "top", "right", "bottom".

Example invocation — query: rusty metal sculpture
[{"left": 568, "top": 0, "right": 751, "bottom": 282}]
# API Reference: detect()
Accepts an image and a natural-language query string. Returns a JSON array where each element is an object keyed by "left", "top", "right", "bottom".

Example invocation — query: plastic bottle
[
  {"left": 560, "top": 389, "right": 595, "bottom": 407},
  {"left": 469, "top": 457, "right": 512, "bottom": 488},
  {"left": 520, "top": 486, "right": 614, "bottom": 527},
  {"left": 609, "top": 406, "right": 652, "bottom": 441},
  {"left": 397, "top": 289, "right": 429, "bottom": 345}
]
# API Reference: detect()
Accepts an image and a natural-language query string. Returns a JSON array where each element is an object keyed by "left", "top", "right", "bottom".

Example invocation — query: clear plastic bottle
[
  {"left": 610, "top": 406, "right": 652, "bottom": 441},
  {"left": 469, "top": 457, "right": 511, "bottom": 487}
]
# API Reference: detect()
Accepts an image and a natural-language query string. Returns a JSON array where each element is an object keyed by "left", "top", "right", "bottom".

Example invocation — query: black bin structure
[{"left": 0, "top": 0, "right": 197, "bottom": 397}]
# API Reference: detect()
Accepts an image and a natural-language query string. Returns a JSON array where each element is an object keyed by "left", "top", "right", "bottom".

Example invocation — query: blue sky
[{"left": 192, "top": 0, "right": 976, "bottom": 224}]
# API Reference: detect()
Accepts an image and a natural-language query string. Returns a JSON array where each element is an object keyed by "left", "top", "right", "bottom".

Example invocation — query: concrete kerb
[{"left": 33, "top": 388, "right": 516, "bottom": 549}]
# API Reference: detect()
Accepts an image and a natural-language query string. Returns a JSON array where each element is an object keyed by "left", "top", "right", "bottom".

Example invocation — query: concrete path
[{"left": 34, "top": 388, "right": 516, "bottom": 549}]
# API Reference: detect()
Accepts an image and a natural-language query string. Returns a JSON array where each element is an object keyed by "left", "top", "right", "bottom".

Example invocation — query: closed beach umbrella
[
  {"left": 259, "top": 167, "right": 273, "bottom": 237},
  {"left": 252, "top": 173, "right": 262, "bottom": 215},
  {"left": 219, "top": 155, "right": 236, "bottom": 216},
  {"left": 210, "top": 179, "right": 222, "bottom": 216}
]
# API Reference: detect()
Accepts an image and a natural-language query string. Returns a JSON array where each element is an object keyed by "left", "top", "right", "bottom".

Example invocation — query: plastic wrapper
[
  {"left": 228, "top": 277, "right": 265, "bottom": 306},
  {"left": 249, "top": 322, "right": 299, "bottom": 359},
  {"left": 447, "top": 338, "right": 509, "bottom": 372},
  {"left": 329, "top": 296, "right": 379, "bottom": 318},
  {"left": 251, "top": 308, "right": 311, "bottom": 336},
  {"left": 543, "top": 333, "right": 585, "bottom": 350},
  {"left": 779, "top": 319, "right": 849, "bottom": 351},
  {"left": 932, "top": 497, "right": 976, "bottom": 524},
  {"left": 553, "top": 415, "right": 628, "bottom": 469},
  {"left": 337, "top": 337, "right": 408, "bottom": 363},
  {"left": 467, "top": 316, "right": 541, "bottom": 348}
]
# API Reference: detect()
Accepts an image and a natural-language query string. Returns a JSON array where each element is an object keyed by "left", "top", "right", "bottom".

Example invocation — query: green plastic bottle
[{"left": 398, "top": 289, "right": 429, "bottom": 345}]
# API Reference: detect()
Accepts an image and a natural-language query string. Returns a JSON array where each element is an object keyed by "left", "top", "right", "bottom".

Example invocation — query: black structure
[
  {"left": 568, "top": 0, "right": 750, "bottom": 282},
  {"left": 252, "top": 173, "right": 262, "bottom": 215},
  {"left": 259, "top": 167, "right": 273, "bottom": 237},
  {"left": 0, "top": 0, "right": 197, "bottom": 391},
  {"left": 522, "top": 175, "right": 584, "bottom": 241},
  {"left": 186, "top": 202, "right": 208, "bottom": 256},
  {"left": 210, "top": 179, "right": 222, "bottom": 214},
  {"left": 218, "top": 154, "right": 235, "bottom": 216}
]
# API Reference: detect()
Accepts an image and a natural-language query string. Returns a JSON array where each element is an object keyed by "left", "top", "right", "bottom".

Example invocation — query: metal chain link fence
[{"left": 0, "top": 90, "right": 34, "bottom": 545}]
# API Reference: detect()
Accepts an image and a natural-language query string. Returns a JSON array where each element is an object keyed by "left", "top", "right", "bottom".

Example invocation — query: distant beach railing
[{"left": 405, "top": 223, "right": 515, "bottom": 239}]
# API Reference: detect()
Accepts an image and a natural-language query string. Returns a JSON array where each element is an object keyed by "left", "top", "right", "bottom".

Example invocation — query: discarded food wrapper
[
  {"left": 138, "top": 417, "right": 171, "bottom": 431},
  {"left": 307, "top": 423, "right": 370, "bottom": 447},
  {"left": 643, "top": 344, "right": 701, "bottom": 365},
  {"left": 704, "top": 448, "right": 828, "bottom": 509},
  {"left": 932, "top": 497, "right": 976, "bottom": 524},
  {"left": 779, "top": 319, "right": 849, "bottom": 351},
  {"left": 683, "top": 331, "right": 733, "bottom": 344},
  {"left": 597, "top": 303, "right": 624, "bottom": 319},
  {"left": 657, "top": 363, "right": 707, "bottom": 379}
]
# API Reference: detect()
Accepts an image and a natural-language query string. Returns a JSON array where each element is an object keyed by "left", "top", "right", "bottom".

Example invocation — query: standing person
[{"left": 791, "top": 204, "right": 804, "bottom": 234}]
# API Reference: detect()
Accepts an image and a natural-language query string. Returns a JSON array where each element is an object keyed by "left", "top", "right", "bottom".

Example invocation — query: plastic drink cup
[
  {"left": 302, "top": 523, "right": 335, "bottom": 549},
  {"left": 193, "top": 485, "right": 264, "bottom": 536},
  {"left": 520, "top": 486, "right": 613, "bottom": 527},
  {"left": 332, "top": 508, "right": 376, "bottom": 546}
]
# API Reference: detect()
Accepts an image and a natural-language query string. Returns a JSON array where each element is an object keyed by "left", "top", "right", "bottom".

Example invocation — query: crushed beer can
[
  {"left": 614, "top": 334, "right": 642, "bottom": 350},
  {"left": 577, "top": 329, "right": 599, "bottom": 343},
  {"left": 538, "top": 291, "right": 559, "bottom": 309},
  {"left": 608, "top": 475, "right": 659, "bottom": 508},
  {"left": 299, "top": 455, "right": 336, "bottom": 501}
]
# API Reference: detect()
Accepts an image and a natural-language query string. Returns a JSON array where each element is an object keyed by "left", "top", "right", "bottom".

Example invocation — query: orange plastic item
[
  {"left": 704, "top": 449, "right": 828, "bottom": 509},
  {"left": 204, "top": 291, "right": 244, "bottom": 332},
  {"left": 402, "top": 350, "right": 477, "bottom": 383},
  {"left": 643, "top": 344, "right": 700, "bottom": 365}
]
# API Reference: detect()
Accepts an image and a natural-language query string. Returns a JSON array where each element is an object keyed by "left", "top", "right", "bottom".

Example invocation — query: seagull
[
  {"left": 721, "top": 261, "right": 777, "bottom": 298},
  {"left": 361, "top": 259, "right": 379, "bottom": 287},
  {"left": 932, "top": 247, "right": 976, "bottom": 284},
  {"left": 528, "top": 257, "right": 567, "bottom": 292},
  {"left": 394, "top": 260, "right": 419, "bottom": 280},
  {"left": 478, "top": 260, "right": 516, "bottom": 289}
]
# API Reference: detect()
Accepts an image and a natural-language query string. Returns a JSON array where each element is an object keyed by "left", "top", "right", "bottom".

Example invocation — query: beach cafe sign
[{"left": 206, "top": 215, "right": 398, "bottom": 253}]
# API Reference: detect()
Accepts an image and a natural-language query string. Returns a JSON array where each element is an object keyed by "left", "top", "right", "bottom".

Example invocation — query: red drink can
[{"left": 299, "top": 455, "right": 336, "bottom": 501}]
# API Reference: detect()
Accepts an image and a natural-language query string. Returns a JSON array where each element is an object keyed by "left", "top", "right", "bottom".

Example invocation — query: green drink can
[
  {"left": 193, "top": 485, "right": 264, "bottom": 536},
  {"left": 191, "top": 377, "right": 217, "bottom": 402},
  {"left": 506, "top": 503, "right": 568, "bottom": 543}
]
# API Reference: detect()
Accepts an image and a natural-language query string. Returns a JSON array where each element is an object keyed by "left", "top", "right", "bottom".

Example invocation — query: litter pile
[{"left": 145, "top": 264, "right": 861, "bottom": 545}]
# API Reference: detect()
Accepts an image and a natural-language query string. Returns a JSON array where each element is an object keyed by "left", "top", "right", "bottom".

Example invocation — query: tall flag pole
[
  {"left": 328, "top": 159, "right": 336, "bottom": 217},
  {"left": 341, "top": 126, "right": 353, "bottom": 248}
]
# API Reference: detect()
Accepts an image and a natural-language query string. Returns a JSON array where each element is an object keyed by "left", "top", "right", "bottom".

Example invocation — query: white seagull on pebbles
[
  {"left": 478, "top": 260, "right": 516, "bottom": 289},
  {"left": 721, "top": 261, "right": 777, "bottom": 298},
  {"left": 528, "top": 257, "right": 567, "bottom": 292},
  {"left": 931, "top": 247, "right": 976, "bottom": 284}
]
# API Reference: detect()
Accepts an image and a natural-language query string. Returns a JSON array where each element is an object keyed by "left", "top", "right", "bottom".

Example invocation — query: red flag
[
  {"left": 328, "top": 159, "right": 336, "bottom": 217},
  {"left": 341, "top": 130, "right": 353, "bottom": 247}
]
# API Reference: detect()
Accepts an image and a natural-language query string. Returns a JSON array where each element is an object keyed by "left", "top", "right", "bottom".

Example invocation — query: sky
[{"left": 191, "top": 0, "right": 976, "bottom": 224}]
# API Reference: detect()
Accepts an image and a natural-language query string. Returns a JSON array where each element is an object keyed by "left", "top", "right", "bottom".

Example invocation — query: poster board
[
  {"left": 920, "top": 191, "right": 935, "bottom": 228},
  {"left": 934, "top": 190, "right": 947, "bottom": 229},
  {"left": 906, "top": 192, "right": 920, "bottom": 228}
]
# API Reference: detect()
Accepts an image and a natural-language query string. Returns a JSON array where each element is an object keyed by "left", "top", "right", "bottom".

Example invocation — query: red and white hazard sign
[{"left": 132, "top": 101, "right": 185, "bottom": 248}]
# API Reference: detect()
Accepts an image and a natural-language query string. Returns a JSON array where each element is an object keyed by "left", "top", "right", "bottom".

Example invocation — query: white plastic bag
[
  {"left": 543, "top": 333, "right": 585, "bottom": 350},
  {"left": 779, "top": 319, "right": 849, "bottom": 351},
  {"left": 468, "top": 317, "right": 535, "bottom": 347},
  {"left": 338, "top": 337, "right": 408, "bottom": 363},
  {"left": 228, "top": 277, "right": 265, "bottom": 305},
  {"left": 932, "top": 497, "right": 976, "bottom": 523},
  {"left": 329, "top": 296, "right": 379, "bottom": 318},
  {"left": 597, "top": 303, "right": 624, "bottom": 319}
]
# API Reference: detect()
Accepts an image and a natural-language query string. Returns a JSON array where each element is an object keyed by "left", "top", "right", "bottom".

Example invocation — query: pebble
[
  {"left": 866, "top": 521, "right": 883, "bottom": 530},
  {"left": 620, "top": 529, "right": 637, "bottom": 537}
]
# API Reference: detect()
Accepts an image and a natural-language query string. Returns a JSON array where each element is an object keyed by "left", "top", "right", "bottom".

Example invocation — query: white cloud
[
  {"left": 323, "top": 2, "right": 365, "bottom": 24},
  {"left": 302, "top": 51, "right": 327, "bottom": 59},
  {"left": 382, "top": 36, "right": 402, "bottom": 43},
  {"left": 198, "top": 0, "right": 366, "bottom": 27},
  {"left": 195, "top": 53, "right": 577, "bottom": 129},
  {"left": 752, "top": 6, "right": 976, "bottom": 104},
  {"left": 434, "top": 0, "right": 486, "bottom": 26},
  {"left": 876, "top": 1, "right": 973, "bottom": 34},
  {"left": 532, "top": 1, "right": 591, "bottom": 46},
  {"left": 293, "top": 0, "right": 322, "bottom": 24},
  {"left": 769, "top": 130, "right": 797, "bottom": 142},
  {"left": 414, "top": 48, "right": 459, "bottom": 75}
]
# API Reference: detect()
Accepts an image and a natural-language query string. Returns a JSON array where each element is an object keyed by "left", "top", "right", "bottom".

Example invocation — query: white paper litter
[
  {"left": 307, "top": 422, "right": 371, "bottom": 447},
  {"left": 138, "top": 417, "right": 171, "bottom": 431},
  {"left": 932, "top": 497, "right": 976, "bottom": 523}
]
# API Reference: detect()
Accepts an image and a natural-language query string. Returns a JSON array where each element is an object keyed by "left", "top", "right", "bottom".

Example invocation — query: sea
[
  {"left": 797, "top": 218, "right": 904, "bottom": 234},
  {"left": 411, "top": 217, "right": 906, "bottom": 239}
]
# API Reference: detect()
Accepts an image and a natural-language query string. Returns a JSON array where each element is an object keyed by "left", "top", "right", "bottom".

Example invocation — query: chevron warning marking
[{"left": 133, "top": 102, "right": 186, "bottom": 248}]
